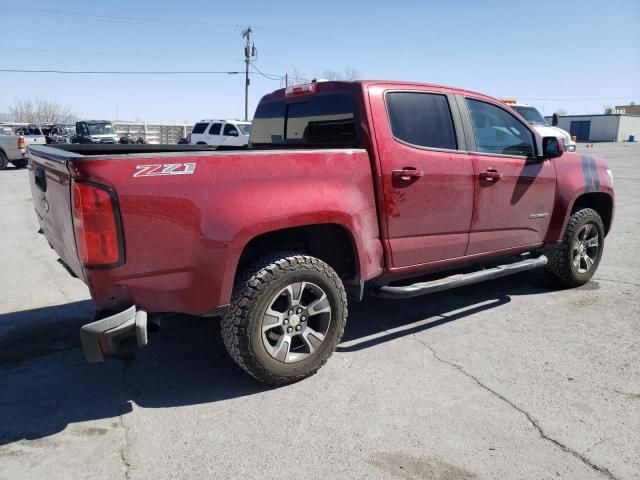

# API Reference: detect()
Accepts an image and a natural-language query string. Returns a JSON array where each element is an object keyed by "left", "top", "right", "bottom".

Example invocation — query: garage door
[{"left": 570, "top": 121, "right": 591, "bottom": 141}]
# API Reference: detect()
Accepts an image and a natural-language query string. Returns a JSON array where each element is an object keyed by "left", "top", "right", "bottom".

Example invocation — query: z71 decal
[{"left": 134, "top": 163, "right": 196, "bottom": 178}]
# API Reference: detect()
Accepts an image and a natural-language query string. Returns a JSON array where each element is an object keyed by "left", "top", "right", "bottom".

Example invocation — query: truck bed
[{"left": 28, "top": 143, "right": 383, "bottom": 315}]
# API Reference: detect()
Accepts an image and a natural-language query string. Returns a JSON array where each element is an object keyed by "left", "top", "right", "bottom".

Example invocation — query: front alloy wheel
[{"left": 572, "top": 223, "right": 599, "bottom": 274}]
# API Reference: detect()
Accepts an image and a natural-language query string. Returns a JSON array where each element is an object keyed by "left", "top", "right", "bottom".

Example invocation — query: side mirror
[
  {"left": 552, "top": 113, "right": 559, "bottom": 126},
  {"left": 229, "top": 131, "right": 239, "bottom": 137},
  {"left": 542, "top": 136, "right": 563, "bottom": 159}
]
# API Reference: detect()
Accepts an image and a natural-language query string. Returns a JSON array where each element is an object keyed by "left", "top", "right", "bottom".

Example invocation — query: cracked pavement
[{"left": 1, "top": 142, "right": 639, "bottom": 479}]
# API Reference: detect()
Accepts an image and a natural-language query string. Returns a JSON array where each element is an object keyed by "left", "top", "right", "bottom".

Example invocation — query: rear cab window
[
  {"left": 385, "top": 92, "right": 458, "bottom": 150},
  {"left": 208, "top": 123, "right": 222, "bottom": 135},
  {"left": 250, "top": 83, "right": 359, "bottom": 147}
]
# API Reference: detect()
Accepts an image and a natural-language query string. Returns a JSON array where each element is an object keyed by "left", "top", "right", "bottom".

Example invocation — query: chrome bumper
[{"left": 80, "top": 306, "right": 148, "bottom": 362}]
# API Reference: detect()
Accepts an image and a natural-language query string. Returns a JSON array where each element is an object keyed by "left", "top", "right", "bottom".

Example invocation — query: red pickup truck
[{"left": 28, "top": 80, "right": 614, "bottom": 385}]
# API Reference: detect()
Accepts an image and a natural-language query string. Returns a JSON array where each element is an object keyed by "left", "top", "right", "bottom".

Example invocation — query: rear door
[
  {"left": 460, "top": 96, "right": 556, "bottom": 255},
  {"left": 369, "top": 85, "right": 474, "bottom": 268},
  {"left": 206, "top": 122, "right": 222, "bottom": 146}
]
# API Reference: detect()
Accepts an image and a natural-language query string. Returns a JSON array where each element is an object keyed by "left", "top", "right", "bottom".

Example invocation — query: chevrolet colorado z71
[{"left": 28, "top": 80, "right": 615, "bottom": 385}]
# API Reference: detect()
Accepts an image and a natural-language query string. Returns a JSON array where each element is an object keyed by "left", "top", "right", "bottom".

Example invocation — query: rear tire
[
  {"left": 544, "top": 208, "right": 604, "bottom": 287},
  {"left": 221, "top": 252, "right": 347, "bottom": 385},
  {"left": 12, "top": 159, "right": 28, "bottom": 169},
  {"left": 0, "top": 151, "right": 8, "bottom": 170}
]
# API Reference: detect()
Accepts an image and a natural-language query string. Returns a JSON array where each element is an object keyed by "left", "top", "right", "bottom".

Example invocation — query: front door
[
  {"left": 462, "top": 97, "right": 556, "bottom": 255},
  {"left": 369, "top": 86, "right": 475, "bottom": 268}
]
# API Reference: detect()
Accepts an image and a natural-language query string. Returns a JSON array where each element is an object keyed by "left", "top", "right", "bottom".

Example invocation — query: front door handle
[
  {"left": 479, "top": 168, "right": 503, "bottom": 182},
  {"left": 392, "top": 168, "right": 423, "bottom": 185}
]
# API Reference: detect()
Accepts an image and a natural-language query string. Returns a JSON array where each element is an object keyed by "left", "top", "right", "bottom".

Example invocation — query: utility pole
[{"left": 241, "top": 26, "right": 256, "bottom": 121}]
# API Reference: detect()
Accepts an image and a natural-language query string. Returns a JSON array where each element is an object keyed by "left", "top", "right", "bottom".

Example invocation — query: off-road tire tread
[
  {"left": 221, "top": 252, "right": 347, "bottom": 385},
  {"left": 544, "top": 208, "right": 604, "bottom": 287}
]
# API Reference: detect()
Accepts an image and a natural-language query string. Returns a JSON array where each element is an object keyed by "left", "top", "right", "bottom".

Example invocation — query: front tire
[
  {"left": 12, "top": 159, "right": 28, "bottom": 169},
  {"left": 222, "top": 253, "right": 347, "bottom": 385},
  {"left": 544, "top": 208, "right": 605, "bottom": 287}
]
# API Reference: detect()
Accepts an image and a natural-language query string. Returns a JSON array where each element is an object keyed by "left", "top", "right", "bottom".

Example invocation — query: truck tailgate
[{"left": 29, "top": 150, "right": 84, "bottom": 280}]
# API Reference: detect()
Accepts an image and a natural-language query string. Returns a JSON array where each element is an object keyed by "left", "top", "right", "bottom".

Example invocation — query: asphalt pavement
[{"left": 1, "top": 142, "right": 638, "bottom": 479}]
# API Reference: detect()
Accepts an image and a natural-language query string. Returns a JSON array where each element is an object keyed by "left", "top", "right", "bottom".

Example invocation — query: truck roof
[{"left": 264, "top": 80, "right": 500, "bottom": 105}]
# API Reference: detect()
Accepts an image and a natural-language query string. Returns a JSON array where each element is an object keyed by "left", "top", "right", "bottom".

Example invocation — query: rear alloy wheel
[
  {"left": 12, "top": 159, "right": 28, "bottom": 169},
  {"left": 222, "top": 253, "right": 347, "bottom": 385},
  {"left": 544, "top": 208, "right": 604, "bottom": 287}
]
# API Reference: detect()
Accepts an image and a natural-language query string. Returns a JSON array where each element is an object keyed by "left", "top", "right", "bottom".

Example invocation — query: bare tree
[
  {"left": 282, "top": 66, "right": 361, "bottom": 87},
  {"left": 8, "top": 98, "right": 76, "bottom": 124}
]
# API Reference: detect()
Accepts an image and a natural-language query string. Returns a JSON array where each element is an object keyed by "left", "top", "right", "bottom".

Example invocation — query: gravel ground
[{"left": 0, "top": 142, "right": 638, "bottom": 480}]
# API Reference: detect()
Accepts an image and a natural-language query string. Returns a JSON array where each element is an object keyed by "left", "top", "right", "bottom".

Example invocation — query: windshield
[
  {"left": 237, "top": 123, "right": 252, "bottom": 135},
  {"left": 88, "top": 123, "right": 116, "bottom": 135},
  {"left": 512, "top": 106, "right": 548, "bottom": 126}
]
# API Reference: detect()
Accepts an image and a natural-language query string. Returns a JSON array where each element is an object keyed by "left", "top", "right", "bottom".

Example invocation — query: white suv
[
  {"left": 189, "top": 119, "right": 252, "bottom": 149},
  {"left": 503, "top": 101, "right": 576, "bottom": 152}
]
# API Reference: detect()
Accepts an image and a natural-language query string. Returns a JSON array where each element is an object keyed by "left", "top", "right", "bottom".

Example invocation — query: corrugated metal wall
[{"left": 114, "top": 123, "right": 192, "bottom": 144}]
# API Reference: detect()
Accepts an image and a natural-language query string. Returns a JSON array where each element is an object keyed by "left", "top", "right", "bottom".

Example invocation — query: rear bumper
[{"left": 80, "top": 306, "right": 148, "bottom": 362}]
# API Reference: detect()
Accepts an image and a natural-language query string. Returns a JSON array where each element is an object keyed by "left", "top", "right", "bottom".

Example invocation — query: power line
[
  {"left": 0, "top": 7, "right": 241, "bottom": 29},
  {"left": 520, "top": 96, "right": 638, "bottom": 101},
  {"left": 249, "top": 63, "right": 283, "bottom": 81},
  {"left": 0, "top": 68, "right": 243, "bottom": 75},
  {"left": 0, "top": 45, "right": 243, "bottom": 63}
]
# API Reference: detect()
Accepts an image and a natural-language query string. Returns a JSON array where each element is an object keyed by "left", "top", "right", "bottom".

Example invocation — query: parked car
[
  {"left": 72, "top": 120, "right": 120, "bottom": 144},
  {"left": 28, "top": 80, "right": 614, "bottom": 385},
  {"left": 188, "top": 119, "right": 251, "bottom": 149},
  {"left": 502, "top": 100, "right": 577, "bottom": 152},
  {"left": 0, "top": 123, "right": 46, "bottom": 169},
  {"left": 41, "top": 124, "right": 72, "bottom": 144}
]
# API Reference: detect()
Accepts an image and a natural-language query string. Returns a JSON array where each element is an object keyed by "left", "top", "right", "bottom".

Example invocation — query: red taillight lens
[
  {"left": 72, "top": 182, "right": 123, "bottom": 267},
  {"left": 17, "top": 136, "right": 26, "bottom": 150}
]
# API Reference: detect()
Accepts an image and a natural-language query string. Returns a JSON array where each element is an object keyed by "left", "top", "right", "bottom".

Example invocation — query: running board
[{"left": 374, "top": 255, "right": 547, "bottom": 299}]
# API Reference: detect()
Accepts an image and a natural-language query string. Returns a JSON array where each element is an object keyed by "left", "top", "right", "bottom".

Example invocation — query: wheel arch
[
  {"left": 570, "top": 192, "right": 614, "bottom": 236},
  {"left": 236, "top": 223, "right": 360, "bottom": 281}
]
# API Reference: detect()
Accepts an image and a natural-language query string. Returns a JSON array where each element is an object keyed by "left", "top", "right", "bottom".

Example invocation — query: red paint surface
[{"left": 29, "top": 80, "right": 615, "bottom": 315}]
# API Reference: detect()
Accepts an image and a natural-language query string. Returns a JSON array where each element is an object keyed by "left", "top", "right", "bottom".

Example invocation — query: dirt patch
[{"left": 369, "top": 452, "right": 476, "bottom": 480}]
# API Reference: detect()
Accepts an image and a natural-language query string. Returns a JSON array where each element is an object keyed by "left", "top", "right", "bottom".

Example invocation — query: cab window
[
  {"left": 386, "top": 91, "right": 457, "bottom": 150},
  {"left": 466, "top": 99, "right": 535, "bottom": 157},
  {"left": 208, "top": 123, "right": 222, "bottom": 135},
  {"left": 223, "top": 124, "right": 238, "bottom": 136}
]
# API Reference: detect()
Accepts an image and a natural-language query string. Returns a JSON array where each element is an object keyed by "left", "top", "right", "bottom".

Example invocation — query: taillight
[
  {"left": 72, "top": 181, "right": 124, "bottom": 268},
  {"left": 17, "top": 136, "right": 26, "bottom": 150},
  {"left": 285, "top": 82, "right": 318, "bottom": 98}
]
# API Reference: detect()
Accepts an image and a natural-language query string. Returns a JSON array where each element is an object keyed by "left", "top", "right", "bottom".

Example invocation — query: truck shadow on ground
[{"left": 0, "top": 270, "right": 563, "bottom": 446}]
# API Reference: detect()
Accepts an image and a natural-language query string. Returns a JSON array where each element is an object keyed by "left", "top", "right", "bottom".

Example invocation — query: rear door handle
[
  {"left": 392, "top": 168, "right": 423, "bottom": 185},
  {"left": 479, "top": 168, "right": 503, "bottom": 182}
]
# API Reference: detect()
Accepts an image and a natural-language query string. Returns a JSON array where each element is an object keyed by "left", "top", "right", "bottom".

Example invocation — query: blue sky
[{"left": 1, "top": 0, "right": 638, "bottom": 123}]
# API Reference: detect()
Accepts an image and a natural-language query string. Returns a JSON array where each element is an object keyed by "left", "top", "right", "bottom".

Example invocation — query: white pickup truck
[
  {"left": 0, "top": 123, "right": 46, "bottom": 169},
  {"left": 503, "top": 101, "right": 577, "bottom": 152}
]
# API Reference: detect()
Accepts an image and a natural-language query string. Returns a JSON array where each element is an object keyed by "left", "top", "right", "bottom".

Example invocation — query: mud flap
[{"left": 80, "top": 306, "right": 148, "bottom": 362}]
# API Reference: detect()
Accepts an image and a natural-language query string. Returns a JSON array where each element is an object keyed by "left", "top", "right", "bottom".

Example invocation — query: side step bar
[{"left": 374, "top": 255, "right": 547, "bottom": 299}]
